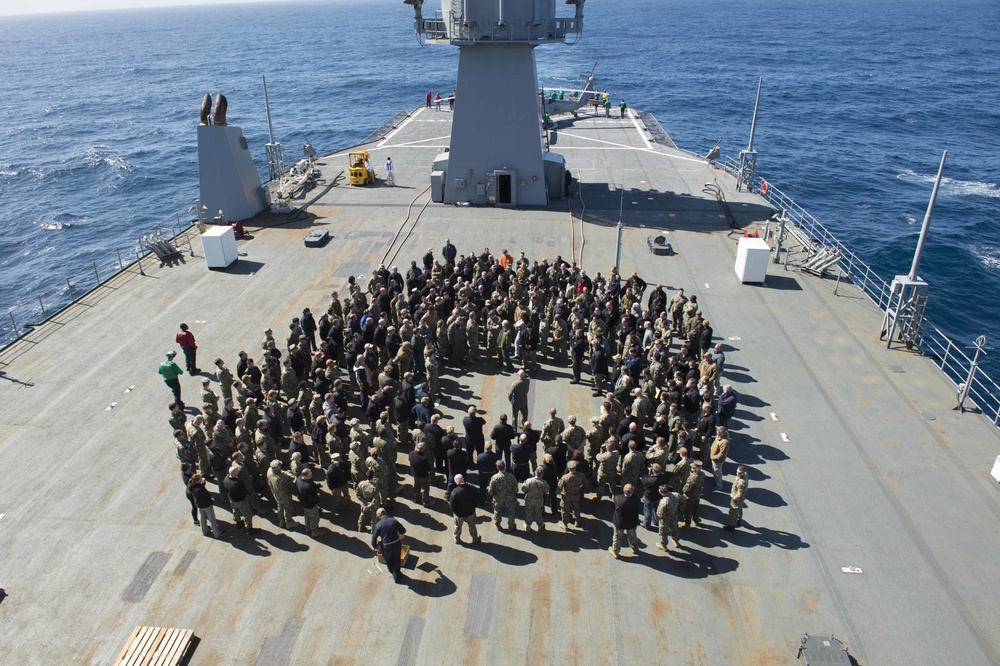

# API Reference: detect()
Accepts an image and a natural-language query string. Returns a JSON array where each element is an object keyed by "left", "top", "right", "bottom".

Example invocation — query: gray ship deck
[{"left": 1, "top": 106, "right": 999, "bottom": 666}]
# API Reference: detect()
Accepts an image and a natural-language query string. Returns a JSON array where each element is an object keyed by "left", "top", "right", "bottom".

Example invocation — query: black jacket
[
  {"left": 449, "top": 483, "right": 478, "bottom": 517},
  {"left": 409, "top": 450, "right": 433, "bottom": 478},
  {"left": 613, "top": 492, "right": 642, "bottom": 529},
  {"left": 296, "top": 477, "right": 321, "bottom": 509}
]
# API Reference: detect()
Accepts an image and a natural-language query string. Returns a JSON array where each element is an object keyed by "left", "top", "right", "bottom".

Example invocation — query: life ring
[{"left": 760, "top": 180, "right": 770, "bottom": 196}]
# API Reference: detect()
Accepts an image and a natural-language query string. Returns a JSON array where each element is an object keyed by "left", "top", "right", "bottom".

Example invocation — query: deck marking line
[
  {"left": 780, "top": 432, "right": 789, "bottom": 442},
  {"left": 705, "top": 283, "right": 711, "bottom": 288},
  {"left": 171, "top": 549, "right": 197, "bottom": 577},
  {"left": 121, "top": 551, "right": 170, "bottom": 602},
  {"left": 378, "top": 109, "right": 421, "bottom": 147},
  {"left": 255, "top": 616, "right": 305, "bottom": 666},
  {"left": 770, "top": 412, "right": 778, "bottom": 421},
  {"left": 841, "top": 566, "right": 863, "bottom": 574},
  {"left": 395, "top": 616, "right": 426, "bottom": 666},
  {"left": 463, "top": 571, "right": 497, "bottom": 638},
  {"left": 106, "top": 403, "right": 117, "bottom": 411}
]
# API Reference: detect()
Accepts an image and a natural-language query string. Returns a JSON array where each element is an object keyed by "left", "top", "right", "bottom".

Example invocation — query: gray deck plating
[{"left": 0, "top": 106, "right": 998, "bottom": 665}]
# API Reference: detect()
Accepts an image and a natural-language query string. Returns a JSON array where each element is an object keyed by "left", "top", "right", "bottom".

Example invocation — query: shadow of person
[
  {"left": 745, "top": 487, "right": 787, "bottom": 508},
  {"left": 400, "top": 533, "right": 442, "bottom": 555},
  {"left": 313, "top": 528, "right": 375, "bottom": 558},
  {"left": 227, "top": 529, "right": 273, "bottom": 557},
  {"left": 255, "top": 529, "right": 311, "bottom": 553},
  {"left": 475, "top": 541, "right": 539, "bottom": 566},
  {"left": 656, "top": 546, "right": 740, "bottom": 578},
  {"left": 392, "top": 502, "right": 447, "bottom": 532},
  {"left": 406, "top": 564, "right": 458, "bottom": 598},
  {"left": 731, "top": 522, "right": 809, "bottom": 550}
]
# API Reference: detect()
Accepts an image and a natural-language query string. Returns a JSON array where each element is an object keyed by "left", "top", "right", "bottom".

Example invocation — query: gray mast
[
  {"left": 262, "top": 75, "right": 284, "bottom": 183},
  {"left": 737, "top": 77, "right": 762, "bottom": 193},
  {"left": 407, "top": 0, "right": 585, "bottom": 206},
  {"left": 881, "top": 151, "right": 947, "bottom": 349}
]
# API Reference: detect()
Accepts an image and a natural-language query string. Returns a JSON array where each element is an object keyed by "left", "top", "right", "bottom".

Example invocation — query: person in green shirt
[{"left": 159, "top": 351, "right": 185, "bottom": 407}]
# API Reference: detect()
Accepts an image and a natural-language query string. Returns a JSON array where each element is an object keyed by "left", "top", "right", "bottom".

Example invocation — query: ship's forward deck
[{"left": 1, "top": 106, "right": 999, "bottom": 665}]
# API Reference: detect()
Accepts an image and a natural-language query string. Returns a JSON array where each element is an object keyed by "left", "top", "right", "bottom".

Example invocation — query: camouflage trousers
[
  {"left": 329, "top": 485, "right": 350, "bottom": 509},
  {"left": 492, "top": 499, "right": 516, "bottom": 527},
  {"left": 728, "top": 502, "right": 744, "bottom": 527},
  {"left": 358, "top": 503, "right": 377, "bottom": 531},
  {"left": 560, "top": 494, "right": 581, "bottom": 525},
  {"left": 524, "top": 501, "right": 545, "bottom": 528},
  {"left": 611, "top": 527, "right": 639, "bottom": 556},
  {"left": 596, "top": 474, "right": 616, "bottom": 500},
  {"left": 454, "top": 514, "right": 479, "bottom": 540},
  {"left": 303, "top": 506, "right": 320, "bottom": 532},
  {"left": 231, "top": 499, "right": 254, "bottom": 529},
  {"left": 220, "top": 383, "right": 234, "bottom": 402},
  {"left": 658, "top": 513, "right": 680, "bottom": 546},
  {"left": 274, "top": 499, "right": 295, "bottom": 528},
  {"left": 683, "top": 497, "right": 701, "bottom": 525}
]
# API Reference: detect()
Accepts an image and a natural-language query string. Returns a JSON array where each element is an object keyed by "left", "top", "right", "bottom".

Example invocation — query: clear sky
[{"left": 0, "top": 0, "right": 280, "bottom": 17}]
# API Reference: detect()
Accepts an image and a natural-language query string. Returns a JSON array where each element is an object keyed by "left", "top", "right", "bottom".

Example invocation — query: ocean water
[{"left": 1, "top": 0, "right": 999, "bottom": 380}]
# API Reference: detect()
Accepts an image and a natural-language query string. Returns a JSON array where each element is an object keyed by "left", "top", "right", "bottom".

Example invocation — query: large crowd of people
[{"left": 163, "top": 239, "right": 750, "bottom": 574}]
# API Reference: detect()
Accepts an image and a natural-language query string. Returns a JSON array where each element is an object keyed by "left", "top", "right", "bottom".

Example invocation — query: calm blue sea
[{"left": 2, "top": 0, "right": 999, "bottom": 378}]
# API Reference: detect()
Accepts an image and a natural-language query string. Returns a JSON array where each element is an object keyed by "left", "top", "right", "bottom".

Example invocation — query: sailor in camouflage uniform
[
  {"left": 680, "top": 460, "right": 705, "bottom": 527},
  {"left": 655, "top": 484, "right": 683, "bottom": 551},
  {"left": 595, "top": 441, "right": 620, "bottom": 500},
  {"left": 267, "top": 459, "right": 297, "bottom": 529},
  {"left": 215, "top": 358, "right": 234, "bottom": 402},
  {"left": 355, "top": 469, "right": 382, "bottom": 532},
  {"left": 366, "top": 447, "right": 390, "bottom": 505},
  {"left": 557, "top": 460, "right": 586, "bottom": 529},
  {"left": 487, "top": 460, "right": 518, "bottom": 530},
  {"left": 520, "top": 467, "right": 548, "bottom": 531},
  {"left": 620, "top": 440, "right": 645, "bottom": 490},
  {"left": 201, "top": 378, "right": 219, "bottom": 413},
  {"left": 561, "top": 415, "right": 586, "bottom": 456},
  {"left": 723, "top": 465, "right": 748, "bottom": 531}
]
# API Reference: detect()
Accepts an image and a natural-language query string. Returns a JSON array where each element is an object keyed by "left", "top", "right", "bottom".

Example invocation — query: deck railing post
[
  {"left": 93, "top": 261, "right": 100, "bottom": 285},
  {"left": 136, "top": 249, "right": 145, "bottom": 276},
  {"left": 38, "top": 294, "right": 45, "bottom": 315},
  {"left": 66, "top": 277, "right": 74, "bottom": 298},
  {"left": 9, "top": 311, "right": 18, "bottom": 337},
  {"left": 116, "top": 248, "right": 124, "bottom": 270},
  {"left": 941, "top": 340, "right": 951, "bottom": 369}
]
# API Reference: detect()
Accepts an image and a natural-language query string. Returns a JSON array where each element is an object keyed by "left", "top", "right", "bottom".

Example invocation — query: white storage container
[
  {"left": 201, "top": 225, "right": 238, "bottom": 269},
  {"left": 735, "top": 236, "right": 770, "bottom": 284}
]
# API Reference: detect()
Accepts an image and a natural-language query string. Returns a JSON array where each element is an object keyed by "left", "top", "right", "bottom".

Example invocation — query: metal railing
[
  {"left": 718, "top": 156, "right": 1000, "bottom": 427},
  {"left": 418, "top": 13, "right": 581, "bottom": 44},
  {"left": 1, "top": 217, "right": 197, "bottom": 354}
]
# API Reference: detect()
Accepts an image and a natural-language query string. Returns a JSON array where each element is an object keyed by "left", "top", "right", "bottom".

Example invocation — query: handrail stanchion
[
  {"left": 9, "top": 312, "right": 18, "bottom": 337},
  {"left": 38, "top": 294, "right": 45, "bottom": 316},
  {"left": 93, "top": 261, "right": 100, "bottom": 286}
]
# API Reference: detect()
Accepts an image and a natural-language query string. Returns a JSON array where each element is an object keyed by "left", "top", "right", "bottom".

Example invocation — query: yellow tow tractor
[{"left": 348, "top": 150, "right": 376, "bottom": 185}]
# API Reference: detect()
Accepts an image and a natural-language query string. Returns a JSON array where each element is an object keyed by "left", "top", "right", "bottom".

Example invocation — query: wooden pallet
[
  {"left": 113, "top": 626, "right": 194, "bottom": 666},
  {"left": 376, "top": 544, "right": 410, "bottom": 565}
]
